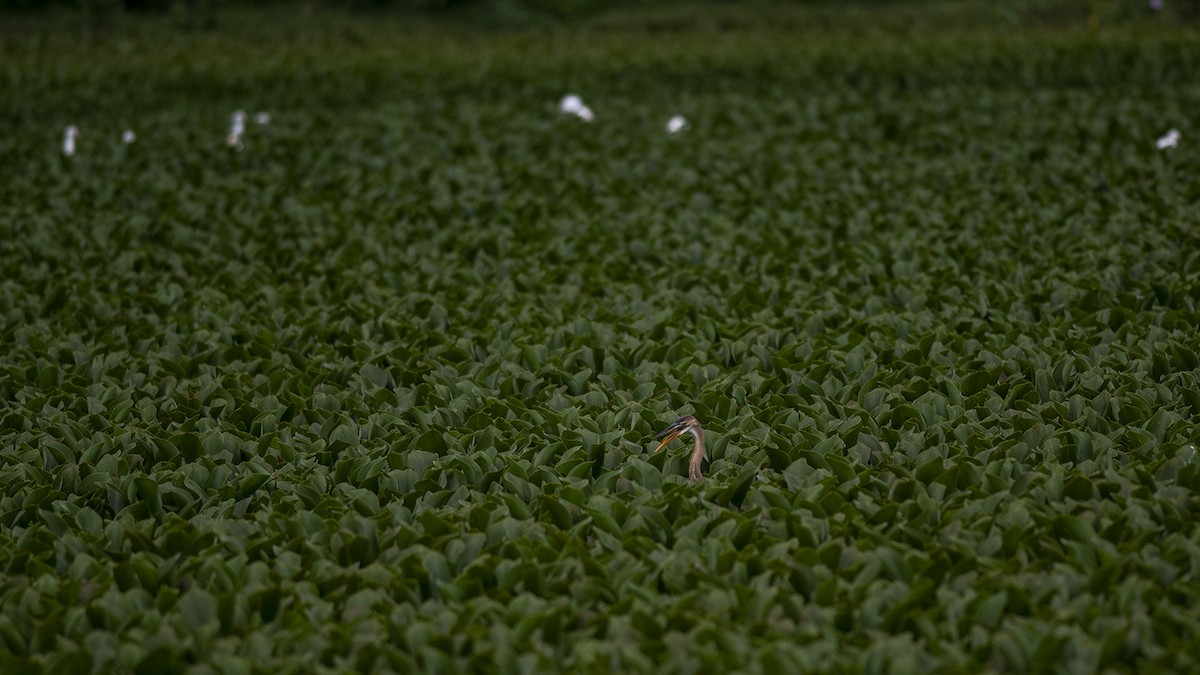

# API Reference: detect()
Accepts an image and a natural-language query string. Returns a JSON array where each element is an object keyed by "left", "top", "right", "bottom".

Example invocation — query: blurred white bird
[
  {"left": 1157, "top": 128, "right": 1180, "bottom": 150},
  {"left": 63, "top": 125, "right": 78, "bottom": 156},
  {"left": 227, "top": 110, "right": 246, "bottom": 148},
  {"left": 559, "top": 94, "right": 594, "bottom": 122},
  {"left": 666, "top": 115, "right": 689, "bottom": 134},
  {"left": 122, "top": 130, "right": 136, "bottom": 144},
  {"left": 560, "top": 94, "right": 584, "bottom": 115},
  {"left": 255, "top": 112, "right": 271, "bottom": 125}
]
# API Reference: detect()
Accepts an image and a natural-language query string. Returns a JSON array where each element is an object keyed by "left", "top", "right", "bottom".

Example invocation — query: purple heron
[{"left": 653, "top": 415, "right": 706, "bottom": 482}]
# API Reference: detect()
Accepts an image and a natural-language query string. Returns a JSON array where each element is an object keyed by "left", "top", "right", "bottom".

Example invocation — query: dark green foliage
[{"left": 1, "top": 6, "right": 1199, "bottom": 673}]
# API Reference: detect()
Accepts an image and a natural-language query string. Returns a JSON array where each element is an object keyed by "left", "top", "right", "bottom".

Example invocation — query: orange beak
[
  {"left": 653, "top": 416, "right": 689, "bottom": 452},
  {"left": 654, "top": 430, "right": 682, "bottom": 453}
]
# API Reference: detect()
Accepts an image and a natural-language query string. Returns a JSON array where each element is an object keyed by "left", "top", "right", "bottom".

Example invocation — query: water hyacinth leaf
[
  {"left": 1054, "top": 515, "right": 1094, "bottom": 543},
  {"left": 74, "top": 507, "right": 103, "bottom": 535},
  {"left": 713, "top": 466, "right": 759, "bottom": 507},
  {"left": 237, "top": 473, "right": 271, "bottom": 500},
  {"left": 133, "top": 476, "right": 163, "bottom": 516},
  {"left": 412, "top": 430, "right": 448, "bottom": 454},
  {"left": 975, "top": 591, "right": 1008, "bottom": 628},
  {"left": 179, "top": 588, "right": 218, "bottom": 632}
]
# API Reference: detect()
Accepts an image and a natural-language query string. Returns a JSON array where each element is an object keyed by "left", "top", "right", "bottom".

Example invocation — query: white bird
[
  {"left": 254, "top": 112, "right": 271, "bottom": 125},
  {"left": 63, "top": 125, "right": 78, "bottom": 157},
  {"left": 666, "top": 115, "right": 689, "bottom": 134},
  {"left": 1157, "top": 128, "right": 1180, "bottom": 150},
  {"left": 559, "top": 94, "right": 594, "bottom": 122},
  {"left": 122, "top": 130, "right": 136, "bottom": 144},
  {"left": 227, "top": 110, "right": 246, "bottom": 148},
  {"left": 560, "top": 94, "right": 584, "bottom": 115}
]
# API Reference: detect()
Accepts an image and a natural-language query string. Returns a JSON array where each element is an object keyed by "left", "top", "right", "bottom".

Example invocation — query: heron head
[{"left": 654, "top": 415, "right": 702, "bottom": 452}]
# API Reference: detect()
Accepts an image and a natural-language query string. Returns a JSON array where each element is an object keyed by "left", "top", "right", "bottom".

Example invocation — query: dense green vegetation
[{"left": 2, "top": 4, "right": 1200, "bottom": 672}]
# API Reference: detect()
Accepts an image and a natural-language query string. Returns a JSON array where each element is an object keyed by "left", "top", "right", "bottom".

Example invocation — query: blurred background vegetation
[{"left": 2, "top": 0, "right": 1199, "bottom": 33}]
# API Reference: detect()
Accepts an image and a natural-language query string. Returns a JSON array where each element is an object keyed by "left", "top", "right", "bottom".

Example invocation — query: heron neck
[{"left": 689, "top": 430, "right": 706, "bottom": 480}]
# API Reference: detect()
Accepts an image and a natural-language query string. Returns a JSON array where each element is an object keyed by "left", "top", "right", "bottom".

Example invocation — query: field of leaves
[{"left": 2, "top": 5, "right": 1200, "bottom": 673}]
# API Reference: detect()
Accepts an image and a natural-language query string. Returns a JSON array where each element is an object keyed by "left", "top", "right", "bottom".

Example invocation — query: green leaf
[
  {"left": 412, "top": 430, "right": 447, "bottom": 454},
  {"left": 178, "top": 588, "right": 217, "bottom": 631}
]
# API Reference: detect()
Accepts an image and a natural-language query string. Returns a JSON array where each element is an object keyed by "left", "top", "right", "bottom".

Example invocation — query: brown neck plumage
[{"left": 688, "top": 429, "right": 706, "bottom": 482}]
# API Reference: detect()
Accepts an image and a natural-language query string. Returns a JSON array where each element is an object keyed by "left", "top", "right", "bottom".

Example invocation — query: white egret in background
[
  {"left": 559, "top": 94, "right": 594, "bottom": 122},
  {"left": 122, "top": 130, "right": 136, "bottom": 144},
  {"left": 63, "top": 125, "right": 78, "bottom": 156},
  {"left": 255, "top": 112, "right": 271, "bottom": 125},
  {"left": 560, "top": 94, "right": 583, "bottom": 115},
  {"left": 227, "top": 110, "right": 246, "bottom": 148},
  {"left": 1157, "top": 129, "right": 1180, "bottom": 150},
  {"left": 666, "top": 115, "right": 689, "bottom": 134}
]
